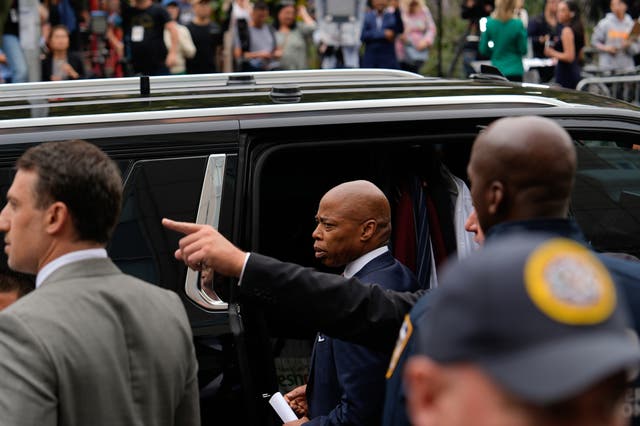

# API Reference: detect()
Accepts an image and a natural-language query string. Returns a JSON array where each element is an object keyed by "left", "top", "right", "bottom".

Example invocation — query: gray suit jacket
[{"left": 0, "top": 258, "right": 199, "bottom": 426}]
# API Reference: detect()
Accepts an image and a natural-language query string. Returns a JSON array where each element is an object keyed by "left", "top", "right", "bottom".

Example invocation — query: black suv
[{"left": 1, "top": 70, "right": 640, "bottom": 425}]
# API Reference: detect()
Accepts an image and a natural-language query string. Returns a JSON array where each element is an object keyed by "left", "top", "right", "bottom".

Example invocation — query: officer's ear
[
  {"left": 487, "top": 180, "right": 504, "bottom": 216},
  {"left": 404, "top": 355, "right": 444, "bottom": 426}
]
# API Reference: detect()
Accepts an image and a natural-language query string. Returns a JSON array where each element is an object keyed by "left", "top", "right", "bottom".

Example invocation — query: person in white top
[{"left": 164, "top": 0, "right": 197, "bottom": 74}]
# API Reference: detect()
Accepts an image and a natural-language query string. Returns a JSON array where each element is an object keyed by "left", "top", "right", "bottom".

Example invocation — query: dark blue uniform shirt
[{"left": 382, "top": 218, "right": 640, "bottom": 426}]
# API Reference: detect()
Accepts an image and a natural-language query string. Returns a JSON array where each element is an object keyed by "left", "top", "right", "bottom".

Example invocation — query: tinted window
[
  {"left": 572, "top": 140, "right": 640, "bottom": 258},
  {"left": 108, "top": 156, "right": 208, "bottom": 292}
]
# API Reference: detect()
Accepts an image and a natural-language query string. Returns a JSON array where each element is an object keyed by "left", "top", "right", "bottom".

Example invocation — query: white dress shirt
[{"left": 342, "top": 246, "right": 389, "bottom": 278}]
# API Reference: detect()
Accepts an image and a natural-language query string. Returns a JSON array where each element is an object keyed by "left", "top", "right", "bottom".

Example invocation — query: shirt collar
[
  {"left": 343, "top": 246, "right": 389, "bottom": 278},
  {"left": 36, "top": 248, "right": 108, "bottom": 288}
]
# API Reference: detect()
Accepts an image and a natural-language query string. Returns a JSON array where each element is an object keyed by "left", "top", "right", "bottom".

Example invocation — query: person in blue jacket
[
  {"left": 361, "top": 0, "right": 404, "bottom": 68},
  {"left": 284, "top": 180, "right": 419, "bottom": 425},
  {"left": 404, "top": 233, "right": 640, "bottom": 426}
]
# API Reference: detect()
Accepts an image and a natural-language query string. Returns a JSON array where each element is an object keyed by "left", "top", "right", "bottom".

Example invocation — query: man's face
[
  {"left": 464, "top": 210, "right": 485, "bottom": 245},
  {"left": 252, "top": 9, "right": 268, "bottom": 27},
  {"left": 611, "top": 0, "right": 627, "bottom": 17},
  {"left": 0, "top": 169, "right": 49, "bottom": 275},
  {"left": 312, "top": 195, "right": 364, "bottom": 268},
  {"left": 467, "top": 151, "right": 492, "bottom": 234},
  {"left": 167, "top": 4, "right": 180, "bottom": 21},
  {"left": 194, "top": 2, "right": 211, "bottom": 19},
  {"left": 405, "top": 360, "right": 535, "bottom": 426},
  {"left": 406, "top": 358, "right": 628, "bottom": 426}
]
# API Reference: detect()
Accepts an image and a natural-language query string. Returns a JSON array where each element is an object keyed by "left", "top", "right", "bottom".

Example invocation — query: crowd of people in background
[
  {"left": 0, "top": 0, "right": 640, "bottom": 90},
  {"left": 0, "top": 0, "right": 436, "bottom": 81},
  {"left": 466, "top": 0, "right": 640, "bottom": 89}
]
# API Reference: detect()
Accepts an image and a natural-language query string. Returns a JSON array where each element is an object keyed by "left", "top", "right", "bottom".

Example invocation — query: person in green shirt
[{"left": 479, "top": 0, "right": 528, "bottom": 81}]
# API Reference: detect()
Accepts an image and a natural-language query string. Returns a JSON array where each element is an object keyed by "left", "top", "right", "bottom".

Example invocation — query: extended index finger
[{"left": 162, "top": 218, "right": 204, "bottom": 235}]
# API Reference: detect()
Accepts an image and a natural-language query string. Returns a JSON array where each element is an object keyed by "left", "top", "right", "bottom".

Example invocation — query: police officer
[{"left": 405, "top": 234, "right": 640, "bottom": 426}]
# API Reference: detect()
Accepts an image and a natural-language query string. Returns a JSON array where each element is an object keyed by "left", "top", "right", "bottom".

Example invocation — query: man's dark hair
[
  {"left": 254, "top": 1, "right": 269, "bottom": 11},
  {"left": 0, "top": 252, "right": 34, "bottom": 298},
  {"left": 16, "top": 140, "right": 122, "bottom": 244},
  {"left": 0, "top": 269, "right": 34, "bottom": 298}
]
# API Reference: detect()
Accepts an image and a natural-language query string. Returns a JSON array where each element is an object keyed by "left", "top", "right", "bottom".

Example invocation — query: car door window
[
  {"left": 108, "top": 156, "right": 208, "bottom": 292},
  {"left": 572, "top": 140, "right": 640, "bottom": 258}
]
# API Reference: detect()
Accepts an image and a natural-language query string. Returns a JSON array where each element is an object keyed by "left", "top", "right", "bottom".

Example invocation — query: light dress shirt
[
  {"left": 376, "top": 15, "right": 383, "bottom": 31},
  {"left": 36, "top": 248, "right": 108, "bottom": 288},
  {"left": 342, "top": 246, "right": 389, "bottom": 278}
]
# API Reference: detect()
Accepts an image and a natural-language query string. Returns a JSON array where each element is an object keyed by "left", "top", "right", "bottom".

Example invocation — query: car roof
[{"left": 0, "top": 69, "right": 638, "bottom": 127}]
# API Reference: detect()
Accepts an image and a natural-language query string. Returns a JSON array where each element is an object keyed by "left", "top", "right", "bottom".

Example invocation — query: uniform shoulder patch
[
  {"left": 525, "top": 238, "right": 616, "bottom": 325},
  {"left": 386, "top": 314, "right": 413, "bottom": 379}
]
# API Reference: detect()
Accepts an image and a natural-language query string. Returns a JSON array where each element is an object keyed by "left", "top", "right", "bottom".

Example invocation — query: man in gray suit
[{"left": 0, "top": 140, "right": 199, "bottom": 425}]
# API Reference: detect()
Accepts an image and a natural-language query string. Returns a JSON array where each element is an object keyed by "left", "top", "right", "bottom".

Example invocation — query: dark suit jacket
[
  {"left": 360, "top": 9, "right": 402, "bottom": 69},
  {"left": 0, "top": 258, "right": 199, "bottom": 426},
  {"left": 41, "top": 51, "right": 85, "bottom": 81},
  {"left": 306, "top": 252, "right": 419, "bottom": 425},
  {"left": 240, "top": 253, "right": 424, "bottom": 353}
]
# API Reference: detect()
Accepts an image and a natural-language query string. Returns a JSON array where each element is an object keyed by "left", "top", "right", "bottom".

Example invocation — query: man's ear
[
  {"left": 487, "top": 180, "right": 505, "bottom": 216},
  {"left": 360, "top": 219, "right": 377, "bottom": 242},
  {"left": 404, "top": 356, "right": 444, "bottom": 426},
  {"left": 45, "top": 201, "right": 70, "bottom": 236}
]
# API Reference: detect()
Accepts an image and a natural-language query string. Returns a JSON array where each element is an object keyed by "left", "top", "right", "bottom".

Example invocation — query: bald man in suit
[{"left": 283, "top": 181, "right": 418, "bottom": 425}]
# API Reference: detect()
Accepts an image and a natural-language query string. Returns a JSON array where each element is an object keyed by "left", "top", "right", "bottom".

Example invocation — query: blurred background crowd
[{"left": 1, "top": 0, "right": 640, "bottom": 89}]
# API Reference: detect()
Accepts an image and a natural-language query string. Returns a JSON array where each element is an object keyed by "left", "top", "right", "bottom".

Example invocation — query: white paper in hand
[{"left": 269, "top": 392, "right": 298, "bottom": 423}]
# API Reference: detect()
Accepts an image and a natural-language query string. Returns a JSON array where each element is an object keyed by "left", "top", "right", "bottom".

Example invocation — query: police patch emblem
[
  {"left": 386, "top": 314, "right": 413, "bottom": 379},
  {"left": 524, "top": 238, "right": 616, "bottom": 325}
]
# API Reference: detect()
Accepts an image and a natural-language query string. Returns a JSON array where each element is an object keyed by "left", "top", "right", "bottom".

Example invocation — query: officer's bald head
[{"left": 467, "top": 116, "right": 576, "bottom": 232}]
